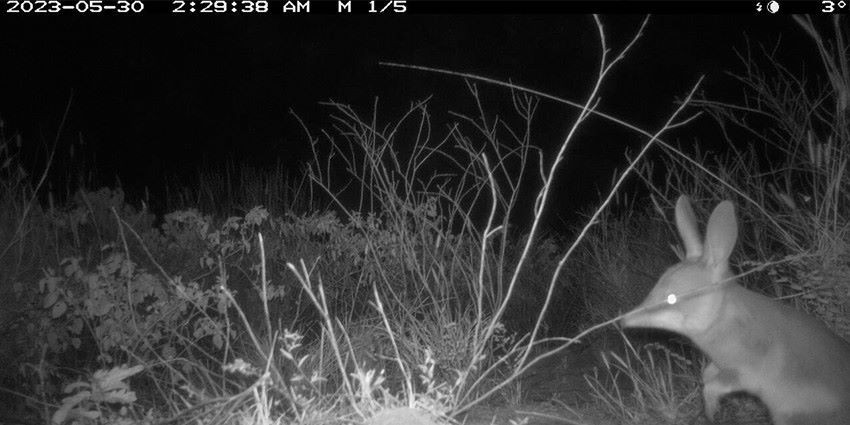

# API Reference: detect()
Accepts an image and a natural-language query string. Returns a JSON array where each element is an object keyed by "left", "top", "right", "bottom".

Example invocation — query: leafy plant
[{"left": 52, "top": 364, "right": 144, "bottom": 425}]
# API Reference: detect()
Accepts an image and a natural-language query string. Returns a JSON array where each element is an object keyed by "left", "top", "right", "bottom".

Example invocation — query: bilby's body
[{"left": 621, "top": 196, "right": 850, "bottom": 425}]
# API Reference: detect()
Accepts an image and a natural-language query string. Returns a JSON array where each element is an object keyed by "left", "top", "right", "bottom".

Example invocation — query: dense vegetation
[{"left": 1, "top": 16, "right": 847, "bottom": 425}]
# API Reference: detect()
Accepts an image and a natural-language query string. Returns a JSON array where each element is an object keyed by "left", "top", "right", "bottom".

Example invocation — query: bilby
[{"left": 621, "top": 196, "right": 850, "bottom": 425}]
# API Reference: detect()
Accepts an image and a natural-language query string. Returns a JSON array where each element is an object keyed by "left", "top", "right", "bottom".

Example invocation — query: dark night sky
[{"left": 0, "top": 12, "right": 813, "bottom": 220}]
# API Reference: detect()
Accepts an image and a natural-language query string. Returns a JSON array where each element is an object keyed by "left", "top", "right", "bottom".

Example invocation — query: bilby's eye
[{"left": 666, "top": 294, "right": 677, "bottom": 305}]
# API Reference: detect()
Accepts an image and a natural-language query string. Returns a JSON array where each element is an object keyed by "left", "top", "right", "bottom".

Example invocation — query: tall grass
[
  {"left": 289, "top": 16, "right": 707, "bottom": 421},
  {"left": 165, "top": 159, "right": 311, "bottom": 217}
]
